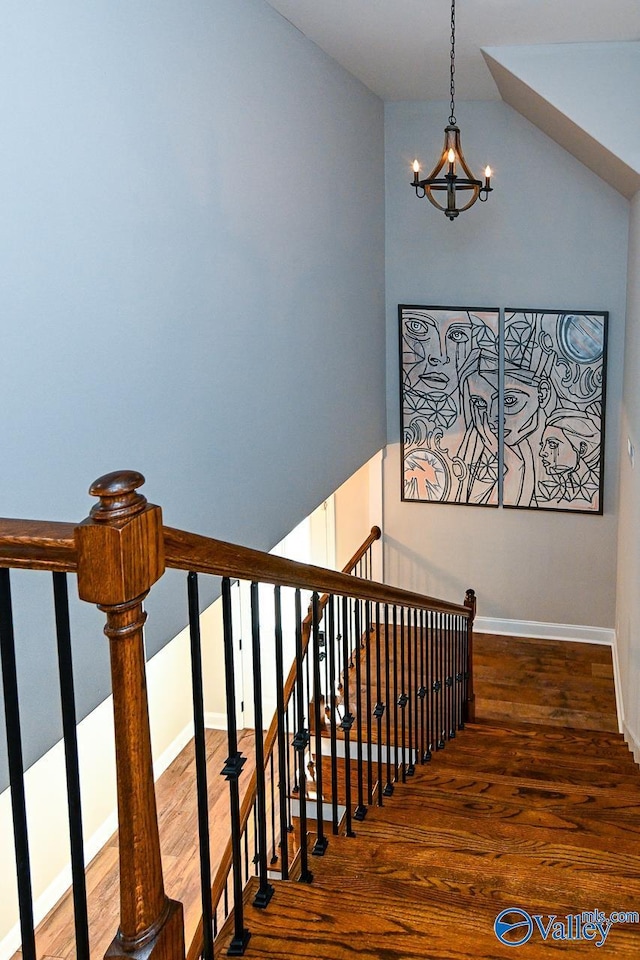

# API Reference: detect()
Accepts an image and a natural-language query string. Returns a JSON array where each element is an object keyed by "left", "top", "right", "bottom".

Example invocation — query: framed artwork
[
  {"left": 399, "top": 305, "right": 608, "bottom": 514},
  {"left": 400, "top": 305, "right": 500, "bottom": 506},
  {"left": 503, "top": 309, "right": 607, "bottom": 514}
]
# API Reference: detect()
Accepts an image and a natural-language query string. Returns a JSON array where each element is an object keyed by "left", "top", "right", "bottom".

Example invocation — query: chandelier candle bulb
[
  {"left": 413, "top": 159, "right": 420, "bottom": 185},
  {"left": 485, "top": 166, "right": 492, "bottom": 188},
  {"left": 448, "top": 149, "right": 456, "bottom": 175}
]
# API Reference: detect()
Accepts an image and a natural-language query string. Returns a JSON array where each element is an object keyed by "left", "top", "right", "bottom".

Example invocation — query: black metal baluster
[
  {"left": 253, "top": 801, "right": 259, "bottom": 877},
  {"left": 399, "top": 607, "right": 408, "bottom": 782},
  {"left": 353, "top": 600, "right": 366, "bottom": 820},
  {"left": 220, "top": 576, "right": 250, "bottom": 956},
  {"left": 419, "top": 609, "right": 428, "bottom": 763},
  {"left": 406, "top": 607, "right": 414, "bottom": 776},
  {"left": 273, "top": 587, "right": 290, "bottom": 879},
  {"left": 383, "top": 603, "right": 393, "bottom": 796},
  {"left": 293, "top": 590, "right": 313, "bottom": 881},
  {"left": 365, "top": 600, "right": 373, "bottom": 806},
  {"left": 457, "top": 614, "right": 465, "bottom": 731},
  {"left": 452, "top": 614, "right": 459, "bottom": 735},
  {"left": 428, "top": 610, "right": 435, "bottom": 759},
  {"left": 327, "top": 597, "right": 340, "bottom": 834},
  {"left": 311, "top": 593, "right": 328, "bottom": 854},
  {"left": 448, "top": 614, "right": 456, "bottom": 740},
  {"left": 269, "top": 752, "right": 277, "bottom": 866},
  {"left": 187, "top": 572, "right": 214, "bottom": 960},
  {"left": 291, "top": 683, "right": 299, "bottom": 796},
  {"left": 341, "top": 595, "right": 355, "bottom": 837},
  {"left": 392, "top": 605, "right": 399, "bottom": 784},
  {"left": 52, "top": 572, "right": 90, "bottom": 960},
  {"left": 413, "top": 608, "right": 420, "bottom": 767},
  {"left": 437, "top": 611, "right": 445, "bottom": 750},
  {"left": 285, "top": 697, "right": 294, "bottom": 832},
  {"left": 249, "top": 583, "right": 274, "bottom": 907},
  {"left": 224, "top": 877, "right": 230, "bottom": 918},
  {"left": 0, "top": 568, "right": 36, "bottom": 960},
  {"left": 244, "top": 826, "right": 249, "bottom": 883},
  {"left": 374, "top": 602, "right": 384, "bottom": 806}
]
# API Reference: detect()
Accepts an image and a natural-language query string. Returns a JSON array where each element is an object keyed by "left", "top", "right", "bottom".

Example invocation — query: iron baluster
[
  {"left": 0, "top": 568, "right": 36, "bottom": 960},
  {"left": 52, "top": 572, "right": 90, "bottom": 960},
  {"left": 311, "top": 592, "right": 328, "bottom": 854},
  {"left": 383, "top": 603, "right": 393, "bottom": 796},
  {"left": 293, "top": 590, "right": 313, "bottom": 881},
  {"left": 187, "top": 572, "right": 214, "bottom": 960},
  {"left": 273, "top": 586, "right": 290, "bottom": 879},
  {"left": 406, "top": 606, "right": 414, "bottom": 776},
  {"left": 392, "top": 605, "right": 400, "bottom": 784},
  {"left": 327, "top": 597, "right": 340, "bottom": 834},
  {"left": 341, "top": 595, "right": 356, "bottom": 837},
  {"left": 374, "top": 602, "right": 384, "bottom": 805},
  {"left": 220, "top": 577, "right": 250, "bottom": 956},
  {"left": 365, "top": 600, "right": 373, "bottom": 806},
  {"left": 353, "top": 600, "right": 366, "bottom": 821}
]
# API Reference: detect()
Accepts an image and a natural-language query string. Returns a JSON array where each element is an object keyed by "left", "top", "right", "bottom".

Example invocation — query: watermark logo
[
  {"left": 494, "top": 908, "right": 640, "bottom": 948},
  {"left": 494, "top": 909, "right": 534, "bottom": 947}
]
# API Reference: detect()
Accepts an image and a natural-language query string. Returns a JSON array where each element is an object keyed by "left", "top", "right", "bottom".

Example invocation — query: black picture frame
[{"left": 399, "top": 304, "right": 608, "bottom": 514}]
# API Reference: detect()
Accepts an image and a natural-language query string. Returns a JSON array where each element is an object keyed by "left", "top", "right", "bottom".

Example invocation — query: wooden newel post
[
  {"left": 75, "top": 471, "right": 185, "bottom": 960},
  {"left": 463, "top": 588, "right": 476, "bottom": 724}
]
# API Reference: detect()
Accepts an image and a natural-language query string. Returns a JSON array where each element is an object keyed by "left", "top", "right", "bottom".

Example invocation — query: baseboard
[
  {"left": 474, "top": 616, "right": 615, "bottom": 646},
  {"left": 623, "top": 721, "right": 640, "bottom": 765},
  {"left": 204, "top": 712, "right": 228, "bottom": 730},
  {"left": 611, "top": 634, "right": 625, "bottom": 735}
]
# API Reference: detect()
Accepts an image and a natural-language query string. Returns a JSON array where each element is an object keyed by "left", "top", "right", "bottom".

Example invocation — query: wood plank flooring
[
  {"left": 217, "top": 717, "right": 640, "bottom": 959},
  {"left": 15, "top": 630, "right": 629, "bottom": 960},
  {"left": 12, "top": 729, "right": 256, "bottom": 960},
  {"left": 215, "top": 632, "right": 640, "bottom": 959}
]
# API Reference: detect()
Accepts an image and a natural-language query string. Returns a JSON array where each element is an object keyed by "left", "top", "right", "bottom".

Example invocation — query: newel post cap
[
  {"left": 76, "top": 470, "right": 165, "bottom": 605},
  {"left": 89, "top": 470, "right": 148, "bottom": 523}
]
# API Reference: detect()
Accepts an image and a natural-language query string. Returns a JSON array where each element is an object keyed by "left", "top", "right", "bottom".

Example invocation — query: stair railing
[{"left": 0, "top": 471, "right": 475, "bottom": 960}]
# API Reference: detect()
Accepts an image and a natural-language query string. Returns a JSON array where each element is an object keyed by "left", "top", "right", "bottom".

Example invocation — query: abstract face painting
[
  {"left": 400, "top": 305, "right": 500, "bottom": 505},
  {"left": 400, "top": 305, "right": 607, "bottom": 514},
  {"left": 503, "top": 310, "right": 607, "bottom": 513}
]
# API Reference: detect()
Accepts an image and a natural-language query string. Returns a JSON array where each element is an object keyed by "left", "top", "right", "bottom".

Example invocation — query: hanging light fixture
[{"left": 411, "top": 0, "right": 492, "bottom": 221}]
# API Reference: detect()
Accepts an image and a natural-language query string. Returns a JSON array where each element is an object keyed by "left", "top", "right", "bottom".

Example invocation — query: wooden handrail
[
  {"left": 164, "top": 526, "right": 468, "bottom": 617},
  {"left": 0, "top": 519, "right": 77, "bottom": 571}
]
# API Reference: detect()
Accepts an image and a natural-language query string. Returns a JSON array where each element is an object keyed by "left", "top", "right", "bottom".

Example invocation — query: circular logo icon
[{"left": 494, "top": 908, "right": 534, "bottom": 947}]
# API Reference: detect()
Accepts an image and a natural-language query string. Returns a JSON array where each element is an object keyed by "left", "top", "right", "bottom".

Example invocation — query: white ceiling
[{"left": 264, "top": 0, "right": 640, "bottom": 102}]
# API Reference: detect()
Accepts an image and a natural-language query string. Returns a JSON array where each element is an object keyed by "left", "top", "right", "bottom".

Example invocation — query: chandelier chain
[{"left": 449, "top": 0, "right": 456, "bottom": 125}]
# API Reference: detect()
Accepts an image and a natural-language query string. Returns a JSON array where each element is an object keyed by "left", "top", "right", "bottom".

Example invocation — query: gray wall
[
  {"left": 0, "top": 0, "right": 385, "bottom": 779},
  {"left": 616, "top": 191, "right": 640, "bottom": 741},
  {"left": 384, "top": 100, "right": 628, "bottom": 626}
]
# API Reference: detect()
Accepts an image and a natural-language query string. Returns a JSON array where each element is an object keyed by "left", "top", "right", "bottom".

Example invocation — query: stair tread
[
  {"left": 308, "top": 832, "right": 640, "bottom": 912},
  {"left": 465, "top": 719, "right": 629, "bottom": 751},
  {"left": 216, "top": 875, "right": 640, "bottom": 959},
  {"left": 424, "top": 750, "right": 640, "bottom": 788}
]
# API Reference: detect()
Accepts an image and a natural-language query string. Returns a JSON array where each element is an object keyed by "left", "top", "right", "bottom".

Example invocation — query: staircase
[
  {"left": 215, "top": 635, "right": 640, "bottom": 959},
  {"left": 3, "top": 477, "right": 636, "bottom": 960}
]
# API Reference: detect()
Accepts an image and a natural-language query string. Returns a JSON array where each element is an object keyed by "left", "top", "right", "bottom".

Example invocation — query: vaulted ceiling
[{"left": 265, "top": 0, "right": 640, "bottom": 197}]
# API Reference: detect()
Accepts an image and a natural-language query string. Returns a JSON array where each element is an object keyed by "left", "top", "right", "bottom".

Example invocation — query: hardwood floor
[
  {"left": 12, "top": 729, "right": 256, "bottom": 960},
  {"left": 473, "top": 632, "right": 618, "bottom": 731},
  {"left": 217, "top": 716, "right": 640, "bottom": 958},
  {"left": 215, "top": 633, "right": 640, "bottom": 959},
  {"left": 15, "top": 630, "right": 629, "bottom": 960}
]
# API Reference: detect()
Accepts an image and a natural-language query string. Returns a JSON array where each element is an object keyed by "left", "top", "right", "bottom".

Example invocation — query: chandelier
[{"left": 411, "top": 0, "right": 492, "bottom": 221}]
